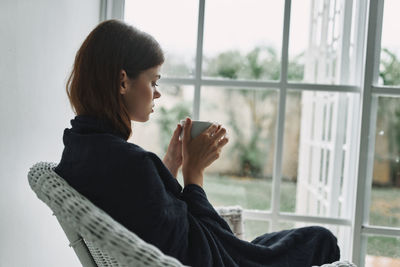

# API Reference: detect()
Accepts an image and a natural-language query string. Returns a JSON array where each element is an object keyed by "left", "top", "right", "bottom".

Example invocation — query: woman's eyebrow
[{"left": 155, "top": 74, "right": 161, "bottom": 79}]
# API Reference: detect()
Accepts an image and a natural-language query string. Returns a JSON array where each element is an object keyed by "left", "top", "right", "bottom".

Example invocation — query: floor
[{"left": 365, "top": 255, "right": 400, "bottom": 267}]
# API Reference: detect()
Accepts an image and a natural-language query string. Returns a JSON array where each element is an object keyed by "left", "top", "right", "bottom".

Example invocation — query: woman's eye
[{"left": 152, "top": 82, "right": 159, "bottom": 87}]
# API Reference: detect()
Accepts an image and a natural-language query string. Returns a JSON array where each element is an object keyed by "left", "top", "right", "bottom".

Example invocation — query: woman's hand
[
  {"left": 181, "top": 118, "right": 229, "bottom": 187},
  {"left": 163, "top": 124, "right": 183, "bottom": 178}
]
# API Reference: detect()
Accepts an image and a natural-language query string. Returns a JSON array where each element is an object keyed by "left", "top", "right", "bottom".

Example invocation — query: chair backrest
[
  {"left": 28, "top": 162, "right": 186, "bottom": 267},
  {"left": 214, "top": 206, "right": 244, "bottom": 240}
]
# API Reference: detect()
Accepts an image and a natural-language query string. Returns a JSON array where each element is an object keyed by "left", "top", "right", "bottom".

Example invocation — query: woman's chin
[{"left": 131, "top": 115, "right": 150, "bottom": 123}]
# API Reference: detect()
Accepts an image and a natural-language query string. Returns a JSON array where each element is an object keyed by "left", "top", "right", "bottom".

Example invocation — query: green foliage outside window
[
  {"left": 205, "top": 46, "right": 303, "bottom": 178},
  {"left": 378, "top": 48, "right": 400, "bottom": 187},
  {"left": 158, "top": 46, "right": 304, "bottom": 178},
  {"left": 380, "top": 48, "right": 400, "bottom": 86},
  {"left": 158, "top": 46, "right": 400, "bottom": 184},
  {"left": 157, "top": 96, "right": 191, "bottom": 154}
]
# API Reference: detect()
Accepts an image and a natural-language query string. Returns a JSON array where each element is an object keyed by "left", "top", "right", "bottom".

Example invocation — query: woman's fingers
[
  {"left": 211, "top": 127, "right": 226, "bottom": 142},
  {"left": 218, "top": 136, "right": 229, "bottom": 148},
  {"left": 205, "top": 123, "right": 218, "bottom": 135},
  {"left": 173, "top": 124, "right": 182, "bottom": 139},
  {"left": 182, "top": 118, "right": 192, "bottom": 144}
]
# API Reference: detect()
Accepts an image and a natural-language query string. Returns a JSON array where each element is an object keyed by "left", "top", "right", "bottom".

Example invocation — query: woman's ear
[{"left": 120, "top": 70, "right": 128, "bottom": 95}]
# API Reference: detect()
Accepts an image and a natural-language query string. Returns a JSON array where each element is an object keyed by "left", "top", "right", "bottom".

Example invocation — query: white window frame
[
  {"left": 352, "top": 0, "right": 400, "bottom": 266},
  {"left": 100, "top": 0, "right": 125, "bottom": 21},
  {"left": 112, "top": 0, "right": 400, "bottom": 266}
]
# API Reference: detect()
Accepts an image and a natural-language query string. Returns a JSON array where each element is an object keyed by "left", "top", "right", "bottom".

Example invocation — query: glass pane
[
  {"left": 379, "top": 0, "right": 400, "bottom": 86},
  {"left": 366, "top": 235, "right": 400, "bottom": 267},
  {"left": 203, "top": 174, "right": 271, "bottom": 209},
  {"left": 370, "top": 96, "right": 400, "bottom": 228},
  {"left": 124, "top": 0, "right": 198, "bottom": 78},
  {"left": 129, "top": 85, "right": 194, "bottom": 157},
  {"left": 202, "top": 0, "right": 284, "bottom": 81},
  {"left": 200, "top": 87, "right": 278, "bottom": 210},
  {"left": 243, "top": 220, "right": 270, "bottom": 242},
  {"left": 277, "top": 221, "right": 352, "bottom": 261},
  {"left": 281, "top": 90, "right": 356, "bottom": 219},
  {"left": 289, "top": 0, "right": 356, "bottom": 84}
]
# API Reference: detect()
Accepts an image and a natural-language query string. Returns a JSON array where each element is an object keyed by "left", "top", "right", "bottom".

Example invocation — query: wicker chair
[
  {"left": 28, "top": 162, "right": 244, "bottom": 267},
  {"left": 28, "top": 162, "right": 356, "bottom": 267}
]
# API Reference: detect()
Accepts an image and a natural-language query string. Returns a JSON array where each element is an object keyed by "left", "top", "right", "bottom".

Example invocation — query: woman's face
[{"left": 120, "top": 65, "right": 161, "bottom": 122}]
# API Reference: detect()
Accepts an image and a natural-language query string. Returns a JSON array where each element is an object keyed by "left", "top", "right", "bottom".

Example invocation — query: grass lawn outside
[{"left": 199, "top": 173, "right": 400, "bottom": 259}]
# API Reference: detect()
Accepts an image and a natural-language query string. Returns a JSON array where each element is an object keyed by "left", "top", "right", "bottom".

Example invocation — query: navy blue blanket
[{"left": 55, "top": 115, "right": 340, "bottom": 267}]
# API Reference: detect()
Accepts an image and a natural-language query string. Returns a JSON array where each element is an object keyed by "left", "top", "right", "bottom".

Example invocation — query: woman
[{"left": 55, "top": 19, "right": 340, "bottom": 267}]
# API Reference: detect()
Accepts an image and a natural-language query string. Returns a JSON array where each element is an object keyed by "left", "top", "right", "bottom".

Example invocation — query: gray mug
[{"left": 180, "top": 120, "right": 214, "bottom": 139}]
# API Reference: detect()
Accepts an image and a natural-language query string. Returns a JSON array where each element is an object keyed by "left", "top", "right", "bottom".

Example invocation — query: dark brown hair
[{"left": 66, "top": 19, "right": 164, "bottom": 139}]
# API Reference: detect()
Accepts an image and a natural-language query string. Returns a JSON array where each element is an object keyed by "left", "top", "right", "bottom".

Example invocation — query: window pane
[
  {"left": 202, "top": 0, "right": 284, "bottom": 81},
  {"left": 370, "top": 96, "right": 400, "bottom": 228},
  {"left": 243, "top": 220, "right": 270, "bottom": 242},
  {"left": 281, "top": 90, "right": 356, "bottom": 220},
  {"left": 289, "top": 0, "right": 357, "bottom": 84},
  {"left": 379, "top": 0, "right": 400, "bottom": 86},
  {"left": 366, "top": 235, "right": 400, "bottom": 267},
  {"left": 200, "top": 87, "right": 278, "bottom": 210},
  {"left": 277, "top": 221, "right": 352, "bottom": 261},
  {"left": 129, "top": 85, "right": 194, "bottom": 157},
  {"left": 124, "top": 0, "right": 198, "bottom": 78}
]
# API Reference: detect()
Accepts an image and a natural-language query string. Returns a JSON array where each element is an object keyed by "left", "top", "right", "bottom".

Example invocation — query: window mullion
[
  {"left": 338, "top": 0, "right": 353, "bottom": 83},
  {"left": 100, "top": 0, "right": 125, "bottom": 21},
  {"left": 243, "top": 209, "right": 352, "bottom": 226},
  {"left": 362, "top": 226, "right": 400, "bottom": 238},
  {"left": 193, "top": 0, "right": 206, "bottom": 120},
  {"left": 279, "top": 0, "right": 291, "bottom": 86},
  {"left": 270, "top": 0, "right": 292, "bottom": 231},
  {"left": 160, "top": 78, "right": 360, "bottom": 92},
  {"left": 371, "top": 85, "right": 400, "bottom": 96},
  {"left": 344, "top": 0, "right": 368, "bottom": 262},
  {"left": 351, "top": 0, "right": 384, "bottom": 266},
  {"left": 287, "top": 83, "right": 359, "bottom": 92},
  {"left": 344, "top": 0, "right": 368, "bottom": 225}
]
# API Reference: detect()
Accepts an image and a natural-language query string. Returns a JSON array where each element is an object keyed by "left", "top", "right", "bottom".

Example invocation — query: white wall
[{"left": 0, "top": 0, "right": 100, "bottom": 266}]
